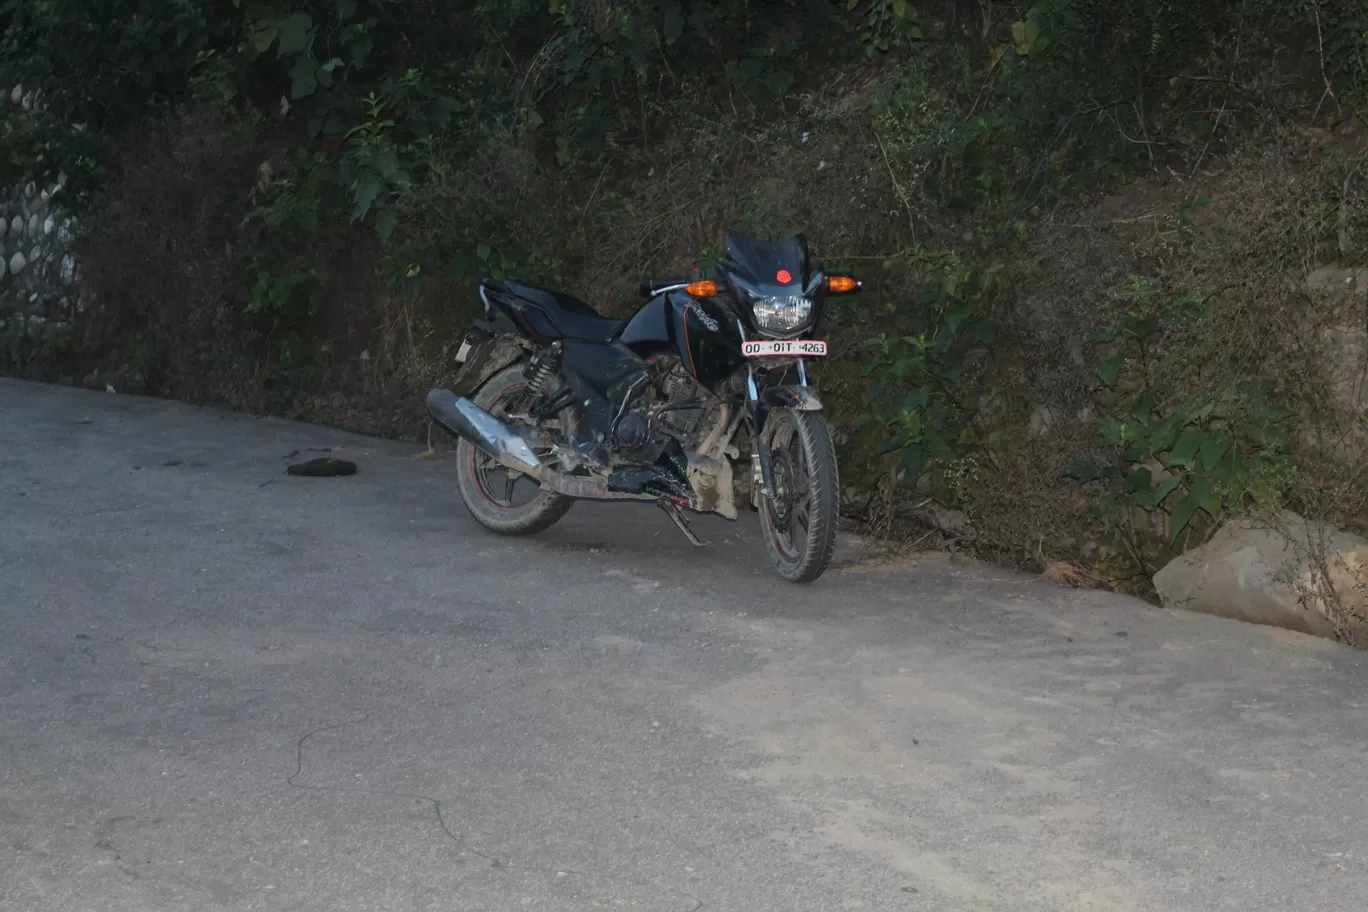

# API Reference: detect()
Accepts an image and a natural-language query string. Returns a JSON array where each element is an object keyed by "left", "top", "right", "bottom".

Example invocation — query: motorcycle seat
[{"left": 482, "top": 278, "right": 623, "bottom": 342}]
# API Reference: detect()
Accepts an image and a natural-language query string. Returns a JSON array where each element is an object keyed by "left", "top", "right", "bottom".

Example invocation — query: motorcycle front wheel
[{"left": 757, "top": 408, "right": 840, "bottom": 583}]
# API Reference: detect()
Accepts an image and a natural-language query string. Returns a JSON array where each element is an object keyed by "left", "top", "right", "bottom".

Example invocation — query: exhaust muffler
[{"left": 425, "top": 389, "right": 542, "bottom": 475}]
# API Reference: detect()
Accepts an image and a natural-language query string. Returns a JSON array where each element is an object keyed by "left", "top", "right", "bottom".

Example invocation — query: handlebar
[{"left": 638, "top": 276, "right": 688, "bottom": 297}]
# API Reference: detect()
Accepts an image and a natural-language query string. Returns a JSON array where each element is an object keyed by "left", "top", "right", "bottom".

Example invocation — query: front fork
[{"left": 747, "top": 358, "right": 814, "bottom": 508}]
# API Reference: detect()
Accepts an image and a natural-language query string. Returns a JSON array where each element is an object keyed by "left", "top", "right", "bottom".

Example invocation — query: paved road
[{"left": 3, "top": 378, "right": 1367, "bottom": 912}]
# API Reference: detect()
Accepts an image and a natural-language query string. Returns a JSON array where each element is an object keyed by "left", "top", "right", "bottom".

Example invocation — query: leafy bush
[
  {"left": 854, "top": 250, "right": 999, "bottom": 486},
  {"left": 1072, "top": 279, "right": 1299, "bottom": 561}
]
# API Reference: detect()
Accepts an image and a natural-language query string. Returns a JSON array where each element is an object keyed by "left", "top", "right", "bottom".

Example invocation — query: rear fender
[{"left": 452, "top": 334, "right": 529, "bottom": 397}]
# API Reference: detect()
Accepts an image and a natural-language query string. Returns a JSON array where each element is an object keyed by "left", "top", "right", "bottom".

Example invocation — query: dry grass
[{"left": 1040, "top": 559, "right": 1089, "bottom": 589}]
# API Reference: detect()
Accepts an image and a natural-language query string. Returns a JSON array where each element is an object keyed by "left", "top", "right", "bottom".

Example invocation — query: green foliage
[
  {"left": 0, "top": 104, "right": 104, "bottom": 211},
  {"left": 0, "top": 0, "right": 933, "bottom": 327},
  {"left": 0, "top": 0, "right": 233, "bottom": 206},
  {"left": 1069, "top": 277, "right": 1296, "bottom": 550},
  {"left": 247, "top": 264, "right": 319, "bottom": 332},
  {"left": 864, "top": 0, "right": 1368, "bottom": 226},
  {"left": 1009, "top": 8, "right": 1050, "bottom": 59},
  {"left": 850, "top": 0, "right": 922, "bottom": 57},
  {"left": 248, "top": 265, "right": 316, "bottom": 318},
  {"left": 0, "top": 0, "right": 226, "bottom": 122},
  {"left": 247, "top": 264, "right": 327, "bottom": 378},
  {"left": 853, "top": 0, "right": 1367, "bottom": 521},
  {"left": 16, "top": 0, "right": 1364, "bottom": 322},
  {"left": 855, "top": 250, "right": 999, "bottom": 486},
  {"left": 1073, "top": 389, "right": 1295, "bottom": 545}
]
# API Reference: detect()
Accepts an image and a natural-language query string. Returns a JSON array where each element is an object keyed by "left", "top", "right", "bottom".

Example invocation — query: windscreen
[{"left": 723, "top": 234, "right": 809, "bottom": 288}]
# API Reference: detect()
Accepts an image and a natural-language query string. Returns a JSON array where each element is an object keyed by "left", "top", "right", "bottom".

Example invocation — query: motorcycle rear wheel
[
  {"left": 454, "top": 364, "right": 575, "bottom": 535},
  {"left": 757, "top": 408, "right": 839, "bottom": 583}
]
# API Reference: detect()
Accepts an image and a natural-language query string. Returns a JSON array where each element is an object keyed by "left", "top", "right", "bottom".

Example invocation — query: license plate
[
  {"left": 456, "top": 340, "right": 473, "bottom": 363},
  {"left": 742, "top": 340, "right": 827, "bottom": 357}
]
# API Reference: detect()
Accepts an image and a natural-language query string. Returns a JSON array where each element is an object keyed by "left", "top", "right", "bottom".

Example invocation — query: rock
[
  {"left": 900, "top": 503, "right": 972, "bottom": 538},
  {"left": 1154, "top": 511, "right": 1368, "bottom": 643},
  {"left": 1306, "top": 266, "right": 1368, "bottom": 297},
  {"left": 1028, "top": 405, "right": 1055, "bottom": 437},
  {"left": 930, "top": 506, "right": 971, "bottom": 537},
  {"left": 1027, "top": 403, "right": 1093, "bottom": 437},
  {"left": 1317, "top": 321, "right": 1368, "bottom": 414},
  {"left": 9, "top": 252, "right": 25, "bottom": 276}
]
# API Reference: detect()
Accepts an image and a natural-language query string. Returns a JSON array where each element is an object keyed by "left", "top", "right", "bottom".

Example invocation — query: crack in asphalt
[
  {"left": 94, "top": 817, "right": 157, "bottom": 885},
  {"left": 287, "top": 715, "right": 705, "bottom": 912}
]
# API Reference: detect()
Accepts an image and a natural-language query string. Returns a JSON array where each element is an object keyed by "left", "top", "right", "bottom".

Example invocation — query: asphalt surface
[{"left": 3, "top": 377, "right": 1367, "bottom": 912}]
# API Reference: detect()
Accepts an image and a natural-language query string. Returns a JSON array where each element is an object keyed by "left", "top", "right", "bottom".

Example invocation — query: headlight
[{"left": 752, "top": 295, "right": 813, "bottom": 334}]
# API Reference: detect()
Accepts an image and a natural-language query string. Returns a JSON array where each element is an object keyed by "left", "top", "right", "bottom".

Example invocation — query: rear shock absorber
[{"left": 511, "top": 341, "right": 562, "bottom": 412}]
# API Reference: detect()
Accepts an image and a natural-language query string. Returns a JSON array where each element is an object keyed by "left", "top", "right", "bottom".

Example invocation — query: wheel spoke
[
  {"left": 476, "top": 392, "right": 546, "bottom": 508},
  {"left": 758, "top": 413, "right": 822, "bottom": 563}
]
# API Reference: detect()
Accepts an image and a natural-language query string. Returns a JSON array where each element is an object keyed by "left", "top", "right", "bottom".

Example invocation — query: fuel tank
[{"left": 618, "top": 291, "right": 744, "bottom": 389}]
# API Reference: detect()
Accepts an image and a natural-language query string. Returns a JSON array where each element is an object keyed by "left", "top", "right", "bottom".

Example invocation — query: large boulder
[{"left": 1153, "top": 512, "right": 1368, "bottom": 644}]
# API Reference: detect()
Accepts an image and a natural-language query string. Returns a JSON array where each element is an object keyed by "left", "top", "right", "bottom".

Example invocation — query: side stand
[{"left": 658, "top": 500, "right": 708, "bottom": 547}]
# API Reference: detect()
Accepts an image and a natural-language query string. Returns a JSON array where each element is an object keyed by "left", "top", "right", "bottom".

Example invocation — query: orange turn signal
[
  {"left": 826, "top": 275, "right": 860, "bottom": 293},
  {"left": 685, "top": 280, "right": 718, "bottom": 297}
]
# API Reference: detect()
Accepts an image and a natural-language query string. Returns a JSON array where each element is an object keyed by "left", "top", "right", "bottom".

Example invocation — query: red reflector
[{"left": 776, "top": 269, "right": 793, "bottom": 284}]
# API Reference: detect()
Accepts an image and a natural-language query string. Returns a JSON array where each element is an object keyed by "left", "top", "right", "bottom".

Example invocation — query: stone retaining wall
[{"left": 0, "top": 84, "right": 81, "bottom": 347}]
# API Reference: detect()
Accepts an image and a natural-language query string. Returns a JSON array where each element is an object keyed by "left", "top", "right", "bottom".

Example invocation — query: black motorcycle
[{"left": 426, "top": 234, "right": 860, "bottom": 582}]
